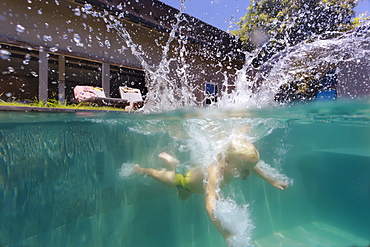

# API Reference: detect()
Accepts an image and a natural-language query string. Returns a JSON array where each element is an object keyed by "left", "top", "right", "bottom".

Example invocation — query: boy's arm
[
  {"left": 252, "top": 166, "right": 289, "bottom": 190},
  {"left": 205, "top": 165, "right": 231, "bottom": 240}
]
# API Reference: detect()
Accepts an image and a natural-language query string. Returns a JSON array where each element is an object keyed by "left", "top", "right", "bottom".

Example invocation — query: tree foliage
[
  {"left": 232, "top": 0, "right": 361, "bottom": 103},
  {"left": 233, "top": 0, "right": 358, "bottom": 52}
]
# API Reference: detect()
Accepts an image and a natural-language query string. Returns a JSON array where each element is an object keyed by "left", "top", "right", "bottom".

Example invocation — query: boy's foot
[
  {"left": 133, "top": 164, "right": 143, "bottom": 173},
  {"left": 158, "top": 152, "right": 179, "bottom": 169}
]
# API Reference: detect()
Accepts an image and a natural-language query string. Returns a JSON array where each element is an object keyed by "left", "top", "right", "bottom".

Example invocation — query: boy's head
[{"left": 224, "top": 138, "right": 260, "bottom": 179}]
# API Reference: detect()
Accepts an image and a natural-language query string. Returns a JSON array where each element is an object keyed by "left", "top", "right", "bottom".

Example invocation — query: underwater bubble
[
  {"left": 119, "top": 163, "right": 136, "bottom": 178},
  {"left": 0, "top": 50, "right": 11, "bottom": 60},
  {"left": 256, "top": 160, "right": 294, "bottom": 187},
  {"left": 31, "top": 71, "right": 38, "bottom": 77},
  {"left": 16, "top": 24, "right": 25, "bottom": 33},
  {"left": 54, "top": 0, "right": 59, "bottom": 5},
  {"left": 5, "top": 93, "right": 12, "bottom": 97},
  {"left": 37, "top": 9, "right": 42, "bottom": 15},
  {"left": 67, "top": 46, "right": 72, "bottom": 52},
  {"left": 8, "top": 67, "right": 15, "bottom": 73},
  {"left": 214, "top": 198, "right": 255, "bottom": 247}
]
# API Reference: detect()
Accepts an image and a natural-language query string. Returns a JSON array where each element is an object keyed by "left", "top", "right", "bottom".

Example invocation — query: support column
[
  {"left": 38, "top": 50, "right": 48, "bottom": 101},
  {"left": 58, "top": 55, "right": 66, "bottom": 103},
  {"left": 102, "top": 62, "right": 110, "bottom": 97}
]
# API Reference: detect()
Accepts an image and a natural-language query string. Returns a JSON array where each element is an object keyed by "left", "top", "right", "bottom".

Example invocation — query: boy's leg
[
  {"left": 177, "top": 188, "right": 193, "bottom": 201},
  {"left": 158, "top": 152, "right": 179, "bottom": 170},
  {"left": 134, "top": 164, "right": 176, "bottom": 188}
]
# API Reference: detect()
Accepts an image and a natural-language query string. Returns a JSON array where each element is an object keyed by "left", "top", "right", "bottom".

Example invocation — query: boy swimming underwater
[{"left": 134, "top": 138, "right": 289, "bottom": 245}]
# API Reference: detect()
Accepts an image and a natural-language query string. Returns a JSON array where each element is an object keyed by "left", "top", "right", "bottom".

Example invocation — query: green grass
[{"left": 0, "top": 99, "right": 127, "bottom": 112}]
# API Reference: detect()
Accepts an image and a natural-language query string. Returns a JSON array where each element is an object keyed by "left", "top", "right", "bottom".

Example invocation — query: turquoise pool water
[{"left": 0, "top": 100, "right": 369, "bottom": 247}]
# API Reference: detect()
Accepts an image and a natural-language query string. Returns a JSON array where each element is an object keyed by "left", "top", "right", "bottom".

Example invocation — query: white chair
[{"left": 119, "top": 86, "right": 143, "bottom": 102}]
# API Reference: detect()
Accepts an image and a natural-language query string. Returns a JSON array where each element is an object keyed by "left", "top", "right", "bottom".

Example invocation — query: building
[{"left": 0, "top": 0, "right": 244, "bottom": 105}]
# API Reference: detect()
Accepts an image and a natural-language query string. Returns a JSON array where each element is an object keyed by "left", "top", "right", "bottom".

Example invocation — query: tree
[
  {"left": 233, "top": 0, "right": 358, "bottom": 54},
  {"left": 232, "top": 0, "right": 360, "bottom": 103}
]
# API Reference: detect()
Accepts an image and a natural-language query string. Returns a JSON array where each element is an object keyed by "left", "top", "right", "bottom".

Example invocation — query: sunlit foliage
[{"left": 233, "top": 0, "right": 358, "bottom": 52}]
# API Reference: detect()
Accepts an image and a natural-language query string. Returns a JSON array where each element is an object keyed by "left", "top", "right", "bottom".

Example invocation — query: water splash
[
  {"left": 119, "top": 163, "right": 136, "bottom": 178},
  {"left": 218, "top": 19, "right": 370, "bottom": 108},
  {"left": 214, "top": 197, "right": 255, "bottom": 247},
  {"left": 82, "top": 3, "right": 198, "bottom": 113},
  {"left": 81, "top": 3, "right": 369, "bottom": 111},
  {"left": 256, "top": 160, "right": 294, "bottom": 187}
]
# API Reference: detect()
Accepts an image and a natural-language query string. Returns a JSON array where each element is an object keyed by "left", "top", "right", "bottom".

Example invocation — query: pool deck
[{"left": 0, "top": 105, "right": 127, "bottom": 113}]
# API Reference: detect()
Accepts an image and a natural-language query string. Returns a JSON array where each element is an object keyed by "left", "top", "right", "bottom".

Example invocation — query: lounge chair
[
  {"left": 74, "top": 85, "right": 129, "bottom": 108},
  {"left": 118, "top": 87, "right": 144, "bottom": 104}
]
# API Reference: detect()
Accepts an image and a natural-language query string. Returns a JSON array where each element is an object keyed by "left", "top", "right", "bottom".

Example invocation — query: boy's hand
[{"left": 271, "top": 181, "right": 289, "bottom": 190}]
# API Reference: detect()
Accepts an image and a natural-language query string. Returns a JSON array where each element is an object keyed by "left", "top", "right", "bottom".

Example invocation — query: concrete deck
[{"left": 0, "top": 105, "right": 126, "bottom": 113}]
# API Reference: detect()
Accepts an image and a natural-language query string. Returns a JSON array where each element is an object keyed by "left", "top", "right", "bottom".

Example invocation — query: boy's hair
[{"left": 225, "top": 138, "right": 260, "bottom": 162}]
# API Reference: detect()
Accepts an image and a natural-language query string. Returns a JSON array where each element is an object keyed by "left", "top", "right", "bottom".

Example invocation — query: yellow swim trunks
[{"left": 174, "top": 170, "right": 193, "bottom": 192}]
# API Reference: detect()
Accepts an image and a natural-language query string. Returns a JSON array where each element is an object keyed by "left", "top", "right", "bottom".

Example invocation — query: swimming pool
[{"left": 0, "top": 100, "right": 369, "bottom": 247}]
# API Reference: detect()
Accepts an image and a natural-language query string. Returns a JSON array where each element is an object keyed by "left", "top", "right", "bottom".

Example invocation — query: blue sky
[{"left": 161, "top": 0, "right": 370, "bottom": 31}]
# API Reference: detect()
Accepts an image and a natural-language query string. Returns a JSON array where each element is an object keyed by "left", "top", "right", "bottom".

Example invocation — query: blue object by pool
[
  {"left": 317, "top": 70, "right": 338, "bottom": 101},
  {"left": 316, "top": 90, "right": 337, "bottom": 101}
]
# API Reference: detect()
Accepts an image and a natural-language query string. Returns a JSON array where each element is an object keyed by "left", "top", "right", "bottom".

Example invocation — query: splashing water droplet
[
  {"left": 84, "top": 4, "right": 92, "bottom": 11},
  {"left": 43, "top": 35, "right": 52, "bottom": 42},
  {"left": 73, "top": 33, "right": 81, "bottom": 43},
  {"left": 23, "top": 54, "right": 31, "bottom": 65},
  {"left": 73, "top": 7, "right": 81, "bottom": 16},
  {"left": 105, "top": 40, "right": 111, "bottom": 48},
  {"left": 16, "top": 24, "right": 25, "bottom": 33},
  {"left": 31, "top": 71, "right": 38, "bottom": 77},
  {"left": 49, "top": 47, "right": 58, "bottom": 52},
  {"left": 0, "top": 50, "right": 11, "bottom": 60}
]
